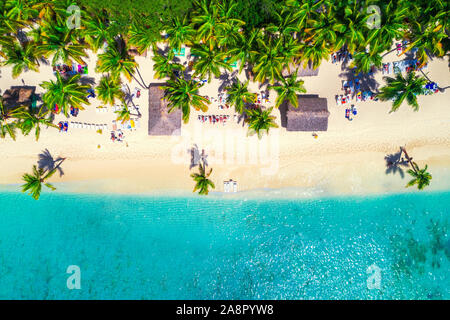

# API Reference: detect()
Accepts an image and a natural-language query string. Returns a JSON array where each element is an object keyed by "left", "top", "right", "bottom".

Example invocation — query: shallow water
[{"left": 0, "top": 190, "right": 448, "bottom": 299}]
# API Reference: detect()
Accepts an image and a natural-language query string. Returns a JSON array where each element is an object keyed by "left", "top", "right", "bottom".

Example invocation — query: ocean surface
[{"left": 0, "top": 190, "right": 448, "bottom": 299}]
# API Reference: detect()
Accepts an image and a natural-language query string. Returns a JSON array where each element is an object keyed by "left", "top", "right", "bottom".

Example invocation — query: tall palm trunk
[{"left": 400, "top": 147, "right": 417, "bottom": 173}]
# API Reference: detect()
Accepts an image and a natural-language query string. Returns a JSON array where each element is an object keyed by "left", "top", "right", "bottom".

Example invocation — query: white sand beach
[{"left": 1, "top": 48, "right": 449, "bottom": 196}]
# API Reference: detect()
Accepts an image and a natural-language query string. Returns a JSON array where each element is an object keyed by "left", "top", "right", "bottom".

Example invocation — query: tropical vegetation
[
  {"left": 21, "top": 156, "right": 65, "bottom": 200},
  {"left": 401, "top": 147, "right": 432, "bottom": 190},
  {"left": 378, "top": 72, "right": 427, "bottom": 112},
  {"left": 191, "top": 160, "right": 215, "bottom": 195},
  {"left": 245, "top": 106, "right": 279, "bottom": 139}
]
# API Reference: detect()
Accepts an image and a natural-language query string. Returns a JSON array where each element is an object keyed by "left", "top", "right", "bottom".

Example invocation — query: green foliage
[
  {"left": 270, "top": 71, "right": 306, "bottom": 108},
  {"left": 40, "top": 73, "right": 91, "bottom": 117},
  {"left": 406, "top": 163, "right": 432, "bottom": 190},
  {"left": 378, "top": 72, "right": 427, "bottom": 112},
  {"left": 161, "top": 78, "right": 210, "bottom": 123},
  {"left": 245, "top": 106, "right": 279, "bottom": 139},
  {"left": 225, "top": 79, "right": 256, "bottom": 114},
  {"left": 191, "top": 161, "right": 215, "bottom": 195},
  {"left": 96, "top": 75, "right": 123, "bottom": 106}
]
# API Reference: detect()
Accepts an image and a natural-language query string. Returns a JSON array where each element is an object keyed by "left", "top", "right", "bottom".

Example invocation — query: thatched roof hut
[
  {"left": 286, "top": 95, "right": 329, "bottom": 131},
  {"left": 2, "top": 86, "right": 36, "bottom": 109},
  {"left": 148, "top": 83, "right": 181, "bottom": 136}
]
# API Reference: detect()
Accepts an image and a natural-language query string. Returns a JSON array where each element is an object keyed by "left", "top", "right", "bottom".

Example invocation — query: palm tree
[
  {"left": 31, "top": 0, "right": 57, "bottom": 23},
  {"left": 0, "top": 40, "right": 40, "bottom": 78},
  {"left": 298, "top": 41, "right": 331, "bottom": 70},
  {"left": 406, "top": 163, "right": 432, "bottom": 190},
  {"left": 40, "top": 73, "right": 90, "bottom": 117},
  {"left": 96, "top": 39, "right": 146, "bottom": 87},
  {"left": 128, "top": 20, "right": 160, "bottom": 55},
  {"left": 290, "top": 0, "right": 324, "bottom": 30},
  {"left": 253, "top": 37, "right": 286, "bottom": 84},
  {"left": 4, "top": 0, "right": 38, "bottom": 23},
  {"left": 115, "top": 104, "right": 139, "bottom": 124},
  {"left": 332, "top": 1, "right": 368, "bottom": 53},
  {"left": 191, "top": 42, "right": 231, "bottom": 82},
  {"left": 365, "top": 1, "right": 407, "bottom": 53},
  {"left": 191, "top": 161, "right": 215, "bottom": 195},
  {"left": 192, "top": 0, "right": 222, "bottom": 44},
  {"left": 227, "top": 29, "right": 260, "bottom": 74},
  {"left": 402, "top": 20, "right": 447, "bottom": 64},
  {"left": 350, "top": 50, "right": 382, "bottom": 74},
  {"left": 21, "top": 158, "right": 65, "bottom": 200},
  {"left": 0, "top": 98, "right": 25, "bottom": 140},
  {"left": 164, "top": 15, "right": 195, "bottom": 51},
  {"left": 0, "top": 3, "right": 26, "bottom": 32},
  {"left": 400, "top": 146, "right": 432, "bottom": 190},
  {"left": 152, "top": 51, "right": 184, "bottom": 80},
  {"left": 304, "top": 6, "right": 343, "bottom": 52},
  {"left": 82, "top": 13, "right": 115, "bottom": 52},
  {"left": 378, "top": 72, "right": 427, "bottom": 112},
  {"left": 15, "top": 107, "right": 58, "bottom": 141},
  {"left": 225, "top": 79, "right": 256, "bottom": 114},
  {"left": 96, "top": 75, "right": 123, "bottom": 106},
  {"left": 271, "top": 71, "right": 306, "bottom": 108},
  {"left": 96, "top": 41, "right": 136, "bottom": 81},
  {"left": 245, "top": 107, "right": 279, "bottom": 139},
  {"left": 36, "top": 23, "right": 88, "bottom": 66},
  {"left": 161, "top": 78, "right": 210, "bottom": 123}
]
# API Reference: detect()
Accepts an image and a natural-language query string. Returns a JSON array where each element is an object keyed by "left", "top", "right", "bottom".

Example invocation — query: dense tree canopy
[{"left": 0, "top": 0, "right": 448, "bottom": 138}]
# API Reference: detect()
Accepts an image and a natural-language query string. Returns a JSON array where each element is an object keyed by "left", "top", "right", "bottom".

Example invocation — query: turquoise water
[{"left": 0, "top": 190, "right": 449, "bottom": 299}]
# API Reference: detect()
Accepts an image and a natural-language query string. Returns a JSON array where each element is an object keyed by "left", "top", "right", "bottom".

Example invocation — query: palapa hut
[
  {"left": 148, "top": 83, "right": 181, "bottom": 136},
  {"left": 2, "top": 86, "right": 36, "bottom": 109},
  {"left": 286, "top": 94, "right": 330, "bottom": 131}
]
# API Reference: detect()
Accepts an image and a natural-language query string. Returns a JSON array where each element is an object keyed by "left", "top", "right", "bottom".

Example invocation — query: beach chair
[
  {"left": 396, "top": 43, "right": 402, "bottom": 55},
  {"left": 173, "top": 47, "right": 186, "bottom": 57},
  {"left": 356, "top": 91, "right": 362, "bottom": 102},
  {"left": 355, "top": 79, "right": 361, "bottom": 91},
  {"left": 224, "top": 181, "right": 229, "bottom": 192},
  {"left": 233, "top": 181, "right": 237, "bottom": 193}
]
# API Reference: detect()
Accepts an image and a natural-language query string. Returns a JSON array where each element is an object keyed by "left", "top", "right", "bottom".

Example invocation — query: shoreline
[
  {"left": 2, "top": 179, "right": 449, "bottom": 201},
  {"left": 1, "top": 49, "right": 449, "bottom": 198}
]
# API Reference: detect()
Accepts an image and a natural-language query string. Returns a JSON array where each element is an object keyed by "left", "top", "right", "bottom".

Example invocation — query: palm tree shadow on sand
[
  {"left": 188, "top": 144, "right": 209, "bottom": 169},
  {"left": 37, "top": 149, "right": 65, "bottom": 177},
  {"left": 384, "top": 148, "right": 409, "bottom": 178},
  {"left": 218, "top": 70, "right": 238, "bottom": 93}
]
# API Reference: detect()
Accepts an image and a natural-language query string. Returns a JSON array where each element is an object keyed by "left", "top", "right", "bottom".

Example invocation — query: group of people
[
  {"left": 70, "top": 106, "right": 79, "bottom": 117},
  {"left": 424, "top": 82, "right": 439, "bottom": 94},
  {"left": 331, "top": 50, "right": 352, "bottom": 64},
  {"left": 197, "top": 114, "right": 231, "bottom": 125},
  {"left": 345, "top": 104, "right": 358, "bottom": 121},
  {"left": 337, "top": 78, "right": 378, "bottom": 106},
  {"left": 110, "top": 130, "right": 124, "bottom": 142},
  {"left": 58, "top": 121, "right": 68, "bottom": 132},
  {"left": 53, "top": 64, "right": 88, "bottom": 76}
]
